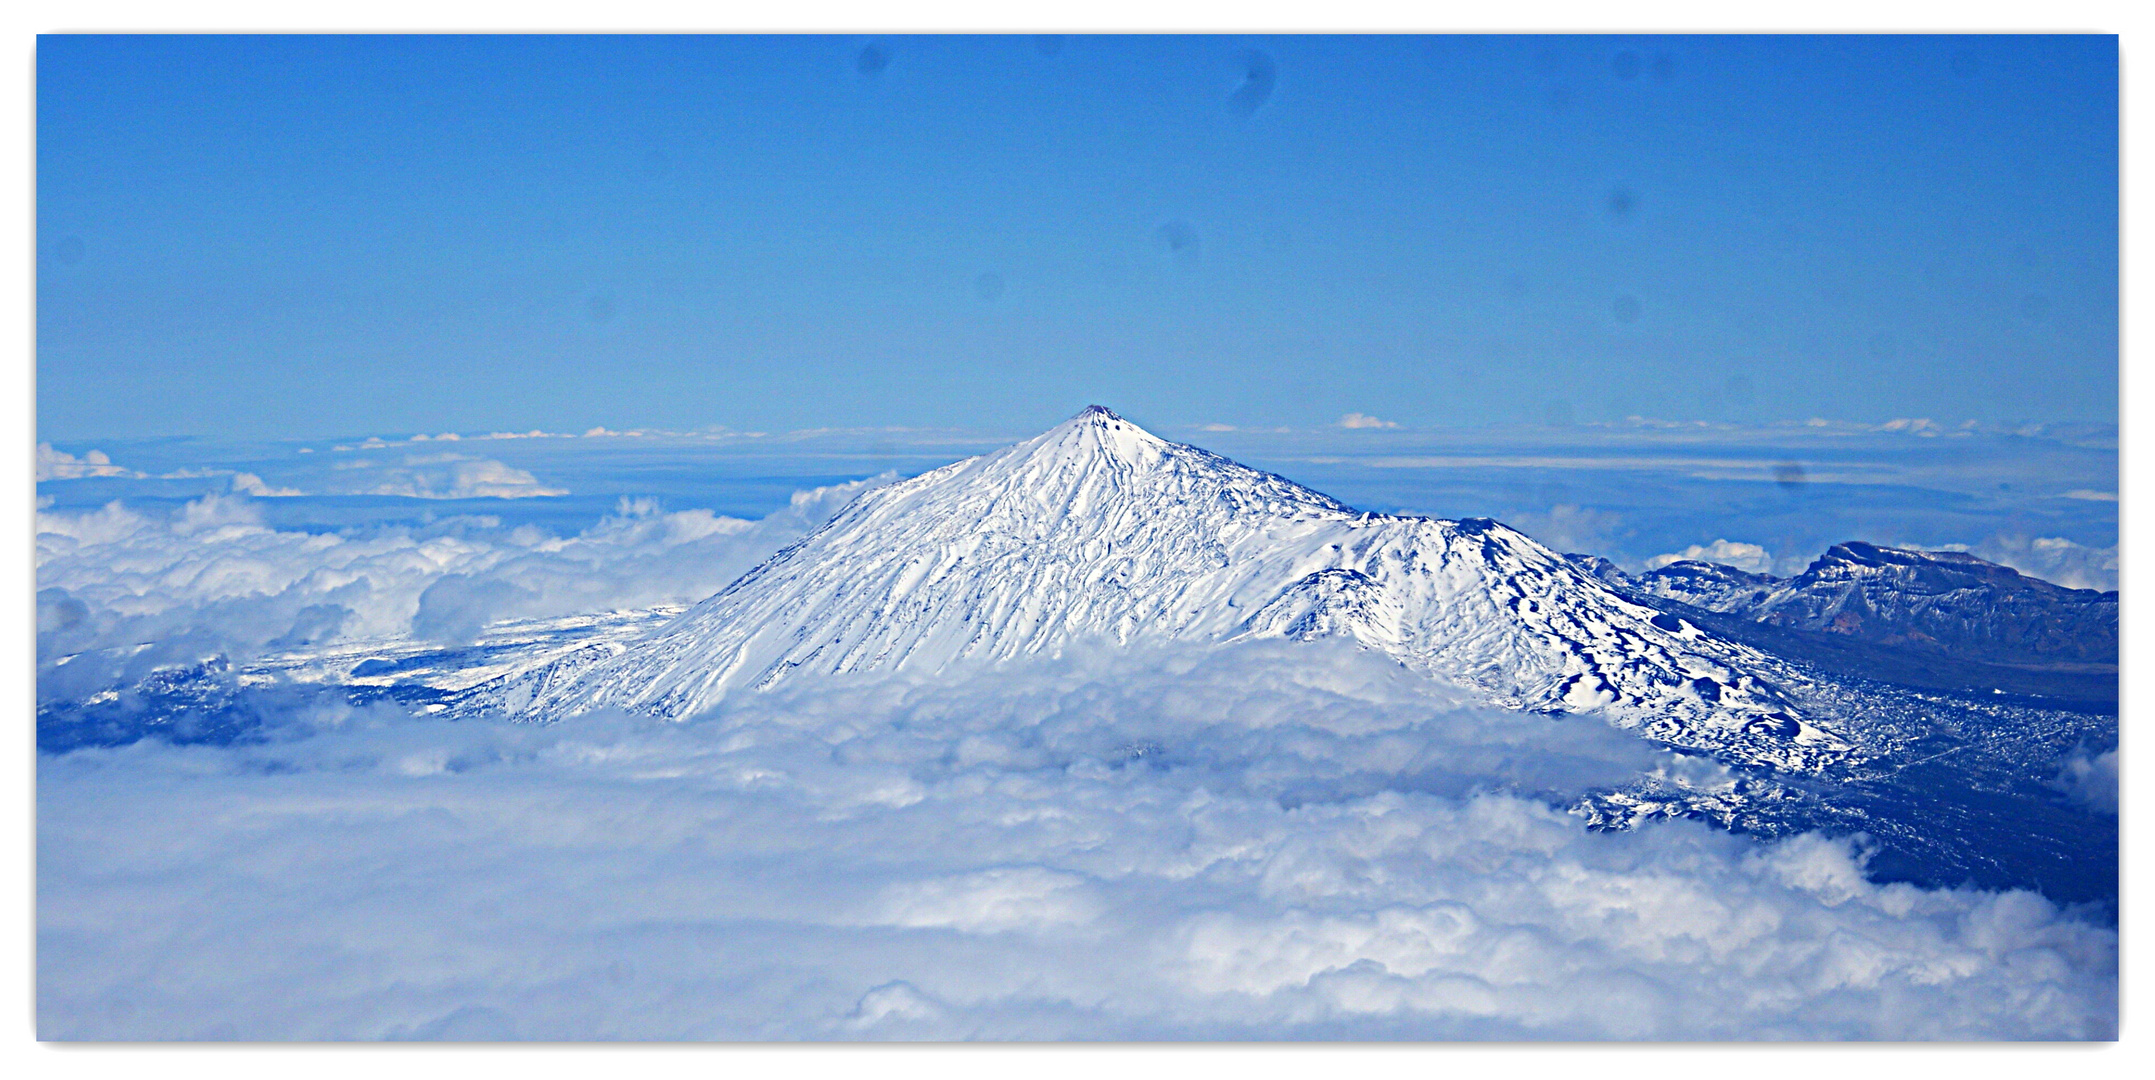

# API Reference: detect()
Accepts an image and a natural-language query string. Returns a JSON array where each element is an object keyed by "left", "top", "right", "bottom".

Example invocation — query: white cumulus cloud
[
  {"left": 1965, "top": 534, "right": 2118, "bottom": 592},
  {"left": 1644, "top": 539, "right": 1774, "bottom": 575},
  {"left": 2052, "top": 747, "right": 2118, "bottom": 815},
  {"left": 327, "top": 454, "right": 569, "bottom": 499},
  {"left": 36, "top": 444, "right": 143, "bottom": 481},
  {"left": 1338, "top": 413, "right": 1398, "bottom": 429},
  {"left": 229, "top": 472, "right": 304, "bottom": 497}
]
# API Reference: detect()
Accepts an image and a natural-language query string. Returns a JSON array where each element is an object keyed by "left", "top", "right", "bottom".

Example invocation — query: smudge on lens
[
  {"left": 856, "top": 42, "right": 891, "bottom": 76},
  {"left": 1228, "top": 50, "right": 1276, "bottom": 117},
  {"left": 1157, "top": 220, "right": 1200, "bottom": 257}
]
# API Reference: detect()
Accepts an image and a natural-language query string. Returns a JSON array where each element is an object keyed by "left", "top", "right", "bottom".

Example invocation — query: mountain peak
[
  {"left": 1060, "top": 403, "right": 1142, "bottom": 437},
  {"left": 1024, "top": 404, "right": 1169, "bottom": 466}
]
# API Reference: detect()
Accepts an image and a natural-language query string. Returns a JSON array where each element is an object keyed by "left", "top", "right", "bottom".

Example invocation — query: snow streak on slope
[{"left": 460, "top": 409, "right": 1844, "bottom": 768}]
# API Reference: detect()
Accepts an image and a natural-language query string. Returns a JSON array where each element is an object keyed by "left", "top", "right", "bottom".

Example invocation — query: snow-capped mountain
[
  {"left": 1621, "top": 542, "right": 2118, "bottom": 667},
  {"left": 457, "top": 407, "right": 1844, "bottom": 766}
]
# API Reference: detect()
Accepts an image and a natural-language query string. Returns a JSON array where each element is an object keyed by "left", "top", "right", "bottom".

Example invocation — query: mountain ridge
[
  {"left": 1572, "top": 542, "right": 2118, "bottom": 707},
  {"left": 1618, "top": 541, "right": 2118, "bottom": 665}
]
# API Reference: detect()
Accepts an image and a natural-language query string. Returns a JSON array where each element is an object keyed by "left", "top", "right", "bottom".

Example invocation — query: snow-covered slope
[{"left": 459, "top": 408, "right": 1845, "bottom": 766}]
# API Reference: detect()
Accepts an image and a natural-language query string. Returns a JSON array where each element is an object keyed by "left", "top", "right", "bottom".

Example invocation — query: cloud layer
[
  {"left": 37, "top": 643, "right": 2117, "bottom": 1040},
  {"left": 35, "top": 479, "right": 888, "bottom": 696}
]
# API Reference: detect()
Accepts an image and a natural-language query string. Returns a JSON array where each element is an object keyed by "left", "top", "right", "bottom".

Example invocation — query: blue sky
[{"left": 38, "top": 34, "right": 2116, "bottom": 440}]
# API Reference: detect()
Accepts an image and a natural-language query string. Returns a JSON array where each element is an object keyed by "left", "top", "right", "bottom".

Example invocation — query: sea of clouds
[
  {"left": 33, "top": 427, "right": 2120, "bottom": 1040},
  {"left": 34, "top": 478, "right": 890, "bottom": 699},
  {"left": 38, "top": 641, "right": 2118, "bottom": 1040}
]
